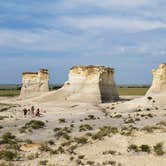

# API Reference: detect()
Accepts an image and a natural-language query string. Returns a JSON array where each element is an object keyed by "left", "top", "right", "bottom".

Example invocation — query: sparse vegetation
[
  {"left": 92, "top": 126, "right": 118, "bottom": 140},
  {"left": 74, "top": 136, "right": 88, "bottom": 144},
  {"left": 19, "top": 120, "right": 45, "bottom": 133},
  {"left": 128, "top": 144, "right": 151, "bottom": 153},
  {"left": 79, "top": 124, "right": 93, "bottom": 132},
  {"left": 58, "top": 118, "right": 66, "bottom": 123},
  {"left": 0, "top": 150, "right": 17, "bottom": 161},
  {"left": 85, "top": 115, "right": 96, "bottom": 120},
  {"left": 153, "top": 142, "right": 165, "bottom": 156},
  {"left": 140, "top": 145, "right": 151, "bottom": 153}
]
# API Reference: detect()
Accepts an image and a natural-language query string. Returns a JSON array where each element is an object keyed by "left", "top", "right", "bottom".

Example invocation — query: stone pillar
[
  {"left": 20, "top": 69, "right": 49, "bottom": 97},
  {"left": 63, "top": 65, "right": 119, "bottom": 103},
  {"left": 146, "top": 64, "right": 166, "bottom": 95}
]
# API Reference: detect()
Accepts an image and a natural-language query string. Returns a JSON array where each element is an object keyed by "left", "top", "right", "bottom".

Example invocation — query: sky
[{"left": 0, "top": 0, "right": 166, "bottom": 85}]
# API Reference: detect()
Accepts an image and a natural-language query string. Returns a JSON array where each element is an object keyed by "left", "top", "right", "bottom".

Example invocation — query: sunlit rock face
[
  {"left": 20, "top": 69, "right": 49, "bottom": 97},
  {"left": 146, "top": 64, "right": 166, "bottom": 95},
  {"left": 64, "top": 66, "right": 119, "bottom": 103}
]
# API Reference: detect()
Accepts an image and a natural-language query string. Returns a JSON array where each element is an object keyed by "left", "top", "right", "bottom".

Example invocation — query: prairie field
[{"left": 0, "top": 85, "right": 149, "bottom": 97}]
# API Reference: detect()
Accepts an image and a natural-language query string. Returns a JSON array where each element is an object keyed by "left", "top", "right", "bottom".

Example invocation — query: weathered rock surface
[
  {"left": 36, "top": 66, "right": 119, "bottom": 103},
  {"left": 146, "top": 64, "right": 166, "bottom": 95},
  {"left": 20, "top": 69, "right": 49, "bottom": 97}
]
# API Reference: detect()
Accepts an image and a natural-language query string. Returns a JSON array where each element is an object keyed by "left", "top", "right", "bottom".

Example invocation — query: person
[
  {"left": 30, "top": 106, "right": 35, "bottom": 116},
  {"left": 27, "top": 109, "right": 30, "bottom": 117},
  {"left": 35, "top": 108, "right": 40, "bottom": 117},
  {"left": 23, "top": 108, "right": 27, "bottom": 117}
]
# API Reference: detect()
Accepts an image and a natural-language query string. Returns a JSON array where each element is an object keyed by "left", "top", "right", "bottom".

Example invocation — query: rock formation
[
  {"left": 20, "top": 69, "right": 49, "bottom": 97},
  {"left": 146, "top": 64, "right": 166, "bottom": 95},
  {"left": 36, "top": 66, "right": 119, "bottom": 103}
]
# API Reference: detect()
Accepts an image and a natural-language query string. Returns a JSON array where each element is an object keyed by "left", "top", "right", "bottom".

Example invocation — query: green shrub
[
  {"left": 39, "top": 143, "right": 51, "bottom": 152},
  {"left": 153, "top": 142, "right": 165, "bottom": 156},
  {"left": 39, "top": 160, "right": 48, "bottom": 165},
  {"left": 85, "top": 115, "right": 96, "bottom": 120},
  {"left": 0, "top": 150, "right": 17, "bottom": 161},
  {"left": 27, "top": 153, "right": 39, "bottom": 160},
  {"left": 2, "top": 132, "right": 15, "bottom": 140},
  {"left": 128, "top": 144, "right": 139, "bottom": 152},
  {"left": 74, "top": 137, "right": 88, "bottom": 144},
  {"left": 24, "top": 120, "right": 45, "bottom": 129},
  {"left": 79, "top": 124, "right": 93, "bottom": 132},
  {"left": 58, "top": 118, "right": 66, "bottom": 123},
  {"left": 92, "top": 126, "right": 118, "bottom": 140},
  {"left": 139, "top": 145, "right": 151, "bottom": 153}
]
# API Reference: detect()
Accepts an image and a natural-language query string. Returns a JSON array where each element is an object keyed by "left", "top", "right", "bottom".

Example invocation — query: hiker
[
  {"left": 30, "top": 106, "right": 35, "bottom": 116},
  {"left": 35, "top": 108, "right": 40, "bottom": 117},
  {"left": 23, "top": 108, "right": 28, "bottom": 117},
  {"left": 27, "top": 109, "right": 30, "bottom": 117}
]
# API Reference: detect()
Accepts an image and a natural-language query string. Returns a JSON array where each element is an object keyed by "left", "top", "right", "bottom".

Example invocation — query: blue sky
[{"left": 0, "top": 0, "right": 166, "bottom": 84}]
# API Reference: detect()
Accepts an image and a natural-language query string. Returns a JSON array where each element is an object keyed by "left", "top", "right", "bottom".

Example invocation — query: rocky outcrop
[
  {"left": 146, "top": 64, "right": 166, "bottom": 95},
  {"left": 20, "top": 69, "right": 49, "bottom": 97},
  {"left": 36, "top": 66, "right": 119, "bottom": 103}
]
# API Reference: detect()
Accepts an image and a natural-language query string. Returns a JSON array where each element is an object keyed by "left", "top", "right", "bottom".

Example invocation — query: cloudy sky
[{"left": 0, "top": 0, "right": 166, "bottom": 84}]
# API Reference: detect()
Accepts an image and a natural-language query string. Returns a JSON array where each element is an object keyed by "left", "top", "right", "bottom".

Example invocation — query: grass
[
  {"left": 117, "top": 87, "right": 149, "bottom": 96},
  {"left": 0, "top": 90, "right": 20, "bottom": 97},
  {"left": 0, "top": 87, "right": 149, "bottom": 97}
]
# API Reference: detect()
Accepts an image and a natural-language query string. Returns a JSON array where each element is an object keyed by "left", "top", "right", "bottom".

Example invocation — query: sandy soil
[{"left": 0, "top": 95, "right": 166, "bottom": 166}]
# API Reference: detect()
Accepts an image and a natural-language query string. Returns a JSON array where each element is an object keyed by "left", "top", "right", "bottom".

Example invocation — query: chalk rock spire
[
  {"left": 146, "top": 64, "right": 166, "bottom": 95},
  {"left": 20, "top": 69, "right": 49, "bottom": 97}
]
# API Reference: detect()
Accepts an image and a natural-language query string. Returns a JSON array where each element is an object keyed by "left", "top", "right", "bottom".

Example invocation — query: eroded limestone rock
[
  {"left": 36, "top": 66, "right": 119, "bottom": 103},
  {"left": 146, "top": 64, "right": 166, "bottom": 95},
  {"left": 20, "top": 69, "right": 49, "bottom": 97}
]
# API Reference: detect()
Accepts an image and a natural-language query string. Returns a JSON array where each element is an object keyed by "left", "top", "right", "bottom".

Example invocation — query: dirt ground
[{"left": 0, "top": 95, "right": 166, "bottom": 166}]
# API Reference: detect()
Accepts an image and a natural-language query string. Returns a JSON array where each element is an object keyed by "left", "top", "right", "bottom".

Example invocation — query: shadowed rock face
[
  {"left": 20, "top": 69, "right": 49, "bottom": 97},
  {"left": 146, "top": 64, "right": 166, "bottom": 95}
]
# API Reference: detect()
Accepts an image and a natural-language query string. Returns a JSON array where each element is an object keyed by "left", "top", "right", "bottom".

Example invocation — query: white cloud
[
  {"left": 0, "top": 28, "right": 98, "bottom": 51},
  {"left": 61, "top": 16, "right": 166, "bottom": 33}
]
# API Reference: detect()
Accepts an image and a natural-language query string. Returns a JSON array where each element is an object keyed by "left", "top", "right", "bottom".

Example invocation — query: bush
[
  {"left": 128, "top": 144, "right": 139, "bottom": 152},
  {"left": 0, "top": 150, "right": 17, "bottom": 161},
  {"left": 2, "top": 132, "right": 15, "bottom": 140},
  {"left": 85, "top": 115, "right": 96, "bottom": 120},
  {"left": 140, "top": 145, "right": 151, "bottom": 153},
  {"left": 92, "top": 126, "right": 118, "bottom": 140},
  {"left": 39, "top": 160, "right": 48, "bottom": 165},
  {"left": 19, "top": 120, "right": 45, "bottom": 133},
  {"left": 0, "top": 132, "right": 17, "bottom": 145},
  {"left": 147, "top": 96, "right": 153, "bottom": 100},
  {"left": 79, "top": 124, "right": 93, "bottom": 132},
  {"left": 24, "top": 120, "right": 45, "bottom": 129},
  {"left": 39, "top": 143, "right": 51, "bottom": 152},
  {"left": 74, "top": 137, "right": 88, "bottom": 144},
  {"left": 153, "top": 142, "right": 165, "bottom": 156},
  {"left": 58, "top": 118, "right": 66, "bottom": 123},
  {"left": 27, "top": 153, "right": 39, "bottom": 160}
]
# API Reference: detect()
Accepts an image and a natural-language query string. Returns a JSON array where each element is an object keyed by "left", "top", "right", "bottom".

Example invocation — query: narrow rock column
[
  {"left": 146, "top": 64, "right": 166, "bottom": 95},
  {"left": 20, "top": 69, "right": 49, "bottom": 97}
]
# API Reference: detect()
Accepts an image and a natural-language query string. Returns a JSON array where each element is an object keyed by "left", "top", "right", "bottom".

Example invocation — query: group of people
[{"left": 22, "top": 106, "right": 41, "bottom": 117}]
